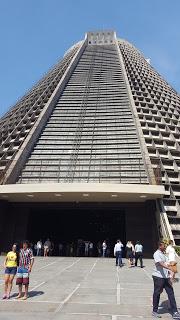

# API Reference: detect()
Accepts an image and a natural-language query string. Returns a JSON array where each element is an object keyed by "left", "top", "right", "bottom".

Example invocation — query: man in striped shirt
[{"left": 16, "top": 240, "right": 34, "bottom": 300}]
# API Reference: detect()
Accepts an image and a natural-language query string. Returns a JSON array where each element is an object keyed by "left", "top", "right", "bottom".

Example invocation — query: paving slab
[{"left": 0, "top": 257, "right": 179, "bottom": 320}]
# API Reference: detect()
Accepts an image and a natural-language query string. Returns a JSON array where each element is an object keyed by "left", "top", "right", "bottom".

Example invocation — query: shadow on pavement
[
  {"left": 159, "top": 300, "right": 172, "bottom": 316},
  {"left": 10, "top": 291, "right": 44, "bottom": 299}
]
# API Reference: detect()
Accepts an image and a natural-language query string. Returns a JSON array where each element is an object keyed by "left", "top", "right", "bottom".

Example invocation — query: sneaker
[
  {"left": 2, "top": 294, "right": 7, "bottom": 300},
  {"left": 172, "top": 312, "right": 180, "bottom": 319},
  {"left": 152, "top": 311, "right": 162, "bottom": 318}
]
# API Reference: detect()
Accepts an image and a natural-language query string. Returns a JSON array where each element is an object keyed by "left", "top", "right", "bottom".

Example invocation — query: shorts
[
  {"left": 5, "top": 267, "right": 17, "bottom": 275},
  {"left": 127, "top": 252, "right": 134, "bottom": 259},
  {"left": 16, "top": 267, "right": 29, "bottom": 285}
]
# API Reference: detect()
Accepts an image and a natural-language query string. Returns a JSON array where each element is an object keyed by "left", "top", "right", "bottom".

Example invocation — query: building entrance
[
  {"left": 0, "top": 200, "right": 158, "bottom": 257},
  {"left": 26, "top": 202, "right": 126, "bottom": 257}
]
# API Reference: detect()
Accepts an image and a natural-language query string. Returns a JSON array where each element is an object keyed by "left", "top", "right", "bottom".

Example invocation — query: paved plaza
[{"left": 0, "top": 257, "right": 180, "bottom": 319}]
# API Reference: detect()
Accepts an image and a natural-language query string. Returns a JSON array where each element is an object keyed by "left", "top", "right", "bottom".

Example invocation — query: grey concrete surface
[{"left": 0, "top": 257, "right": 179, "bottom": 319}]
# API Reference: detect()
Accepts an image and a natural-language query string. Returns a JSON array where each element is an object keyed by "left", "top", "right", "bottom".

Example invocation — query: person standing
[
  {"left": 114, "top": 240, "right": 124, "bottom": 267},
  {"left": 89, "top": 242, "right": 94, "bottom": 257},
  {"left": 58, "top": 243, "right": 63, "bottom": 256},
  {"left": 135, "top": 241, "right": 143, "bottom": 268},
  {"left": 36, "top": 240, "right": 42, "bottom": 256},
  {"left": 50, "top": 241, "right": 54, "bottom": 256},
  {"left": 33, "top": 243, "right": 37, "bottom": 256},
  {"left": 106, "top": 241, "right": 111, "bottom": 257},
  {"left": 84, "top": 241, "right": 89, "bottom": 257},
  {"left": 152, "top": 241, "right": 180, "bottom": 319},
  {"left": 77, "top": 239, "right": 84, "bottom": 257},
  {"left": 44, "top": 239, "right": 51, "bottom": 257},
  {"left": 70, "top": 242, "right": 74, "bottom": 256},
  {"left": 126, "top": 241, "right": 135, "bottom": 267},
  {"left": 102, "top": 240, "right": 107, "bottom": 258},
  {"left": 16, "top": 240, "right": 34, "bottom": 300},
  {"left": 97, "top": 241, "right": 102, "bottom": 257},
  {"left": 2, "top": 244, "right": 18, "bottom": 299}
]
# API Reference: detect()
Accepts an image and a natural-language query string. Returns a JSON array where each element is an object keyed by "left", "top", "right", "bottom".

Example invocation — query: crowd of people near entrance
[
  {"left": 29, "top": 238, "right": 143, "bottom": 260},
  {"left": 1, "top": 238, "right": 180, "bottom": 318}
]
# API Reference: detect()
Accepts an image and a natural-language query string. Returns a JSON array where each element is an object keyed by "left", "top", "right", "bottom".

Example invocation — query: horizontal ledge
[{"left": 0, "top": 183, "right": 165, "bottom": 203}]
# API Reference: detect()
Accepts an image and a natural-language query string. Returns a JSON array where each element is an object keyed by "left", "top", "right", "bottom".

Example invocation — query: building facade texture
[{"left": 0, "top": 31, "right": 180, "bottom": 244}]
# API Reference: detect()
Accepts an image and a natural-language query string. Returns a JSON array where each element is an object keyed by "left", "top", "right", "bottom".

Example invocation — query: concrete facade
[{"left": 0, "top": 30, "right": 180, "bottom": 244}]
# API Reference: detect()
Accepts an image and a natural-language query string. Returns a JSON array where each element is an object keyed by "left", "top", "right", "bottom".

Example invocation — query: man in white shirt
[
  {"left": 102, "top": 241, "right": 107, "bottom": 258},
  {"left": 152, "top": 241, "right": 180, "bottom": 319},
  {"left": 114, "top": 240, "right": 123, "bottom": 267},
  {"left": 36, "top": 240, "right": 42, "bottom": 256},
  {"left": 135, "top": 241, "right": 143, "bottom": 268}
]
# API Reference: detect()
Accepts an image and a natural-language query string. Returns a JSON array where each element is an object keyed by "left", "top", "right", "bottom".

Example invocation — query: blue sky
[{"left": 0, "top": 0, "right": 180, "bottom": 117}]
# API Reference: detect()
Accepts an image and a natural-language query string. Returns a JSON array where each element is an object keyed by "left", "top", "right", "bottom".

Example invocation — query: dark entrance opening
[
  {"left": 26, "top": 202, "right": 126, "bottom": 256},
  {"left": 0, "top": 200, "right": 158, "bottom": 257}
]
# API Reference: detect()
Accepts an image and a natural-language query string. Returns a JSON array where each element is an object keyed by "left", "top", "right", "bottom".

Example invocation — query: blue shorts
[
  {"left": 5, "top": 267, "right": 17, "bottom": 275},
  {"left": 16, "top": 267, "right": 29, "bottom": 285}
]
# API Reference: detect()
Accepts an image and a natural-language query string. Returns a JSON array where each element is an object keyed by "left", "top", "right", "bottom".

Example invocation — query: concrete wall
[
  {"left": 0, "top": 201, "right": 29, "bottom": 253},
  {"left": 125, "top": 200, "right": 158, "bottom": 256}
]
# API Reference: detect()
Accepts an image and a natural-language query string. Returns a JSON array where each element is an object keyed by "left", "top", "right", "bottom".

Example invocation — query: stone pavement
[{"left": 0, "top": 257, "right": 179, "bottom": 320}]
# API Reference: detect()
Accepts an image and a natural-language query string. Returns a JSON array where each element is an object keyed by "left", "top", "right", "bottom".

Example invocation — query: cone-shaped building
[{"left": 0, "top": 31, "right": 179, "bottom": 253}]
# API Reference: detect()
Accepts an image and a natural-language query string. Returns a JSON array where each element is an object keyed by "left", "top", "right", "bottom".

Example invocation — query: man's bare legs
[{"left": 16, "top": 284, "right": 23, "bottom": 299}]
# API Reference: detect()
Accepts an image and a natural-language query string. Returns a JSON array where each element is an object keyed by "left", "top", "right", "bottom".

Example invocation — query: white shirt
[
  {"left": 37, "top": 241, "right": 42, "bottom": 249},
  {"left": 166, "top": 245, "right": 176, "bottom": 262},
  {"left": 114, "top": 242, "right": 123, "bottom": 255},
  {"left": 152, "top": 249, "right": 169, "bottom": 278},
  {"left": 102, "top": 242, "right": 107, "bottom": 249},
  {"left": 85, "top": 242, "right": 89, "bottom": 249},
  {"left": 135, "top": 244, "right": 143, "bottom": 253}
]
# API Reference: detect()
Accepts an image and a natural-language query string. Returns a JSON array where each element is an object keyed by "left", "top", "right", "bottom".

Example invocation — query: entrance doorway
[{"left": 26, "top": 202, "right": 126, "bottom": 256}]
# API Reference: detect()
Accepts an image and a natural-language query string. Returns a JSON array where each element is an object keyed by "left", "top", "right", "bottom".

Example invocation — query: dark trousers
[
  {"left": 116, "top": 251, "right": 122, "bottom": 266},
  {"left": 135, "top": 252, "right": 143, "bottom": 267},
  {"left": 152, "top": 276, "right": 177, "bottom": 313},
  {"left": 36, "top": 248, "right": 41, "bottom": 256}
]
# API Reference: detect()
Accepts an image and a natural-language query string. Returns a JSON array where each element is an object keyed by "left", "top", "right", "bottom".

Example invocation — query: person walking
[
  {"left": 126, "top": 241, "right": 135, "bottom": 267},
  {"left": 152, "top": 240, "right": 180, "bottom": 319},
  {"left": 2, "top": 243, "right": 18, "bottom": 299},
  {"left": 114, "top": 240, "right": 124, "bottom": 267},
  {"left": 36, "top": 240, "right": 42, "bottom": 256},
  {"left": 135, "top": 241, "right": 143, "bottom": 268},
  {"left": 102, "top": 240, "right": 107, "bottom": 258},
  {"left": 16, "top": 240, "right": 34, "bottom": 300}
]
